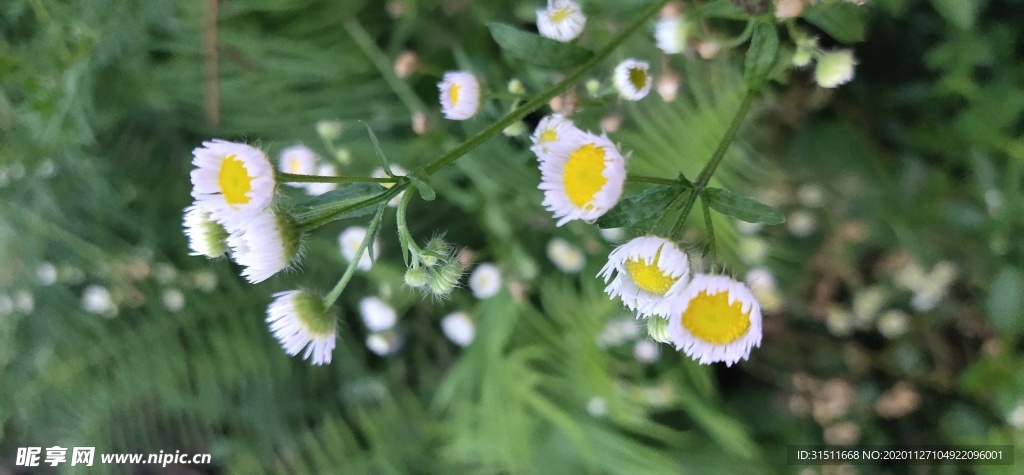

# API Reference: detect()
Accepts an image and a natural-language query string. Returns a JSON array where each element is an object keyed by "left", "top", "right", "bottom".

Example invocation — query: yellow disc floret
[
  {"left": 449, "top": 83, "right": 461, "bottom": 105},
  {"left": 681, "top": 290, "right": 752, "bottom": 344},
  {"left": 551, "top": 7, "right": 573, "bottom": 23},
  {"left": 624, "top": 252, "right": 676, "bottom": 295},
  {"left": 563, "top": 144, "right": 608, "bottom": 207},
  {"left": 540, "top": 129, "right": 557, "bottom": 142},
  {"left": 628, "top": 67, "right": 647, "bottom": 90},
  {"left": 218, "top": 154, "right": 253, "bottom": 207}
]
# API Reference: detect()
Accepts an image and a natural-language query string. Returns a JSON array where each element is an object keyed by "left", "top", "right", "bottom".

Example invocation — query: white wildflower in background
[
  {"left": 438, "top": 71, "right": 481, "bottom": 120},
  {"left": 797, "top": 183, "right": 826, "bottom": 208},
  {"left": 190, "top": 140, "right": 275, "bottom": 230},
  {"left": 469, "top": 263, "right": 502, "bottom": 299},
  {"left": 359, "top": 297, "right": 398, "bottom": 332},
  {"left": 654, "top": 15, "right": 688, "bottom": 54},
  {"left": 13, "top": 291, "right": 34, "bottom": 313},
  {"left": 815, "top": 50, "right": 857, "bottom": 88},
  {"left": 266, "top": 290, "right": 336, "bottom": 365},
  {"left": 278, "top": 145, "right": 317, "bottom": 179},
  {"left": 1008, "top": 404, "right": 1024, "bottom": 431},
  {"left": 82, "top": 285, "right": 116, "bottom": 316},
  {"left": 612, "top": 59, "right": 652, "bottom": 101},
  {"left": 183, "top": 205, "right": 229, "bottom": 258},
  {"left": 37, "top": 262, "right": 58, "bottom": 286},
  {"left": 634, "top": 339, "right": 661, "bottom": 363},
  {"left": 586, "top": 396, "right": 608, "bottom": 417},
  {"left": 315, "top": 119, "right": 343, "bottom": 142},
  {"left": 366, "top": 331, "right": 403, "bottom": 356},
  {"left": 162, "top": 288, "right": 185, "bottom": 312},
  {"left": 852, "top": 286, "right": 888, "bottom": 327},
  {"left": 530, "top": 114, "right": 578, "bottom": 155},
  {"left": 373, "top": 165, "right": 407, "bottom": 207},
  {"left": 537, "top": 0, "right": 586, "bottom": 42},
  {"left": 746, "top": 267, "right": 784, "bottom": 313},
  {"left": 787, "top": 210, "right": 817, "bottom": 237},
  {"left": 546, "top": 237, "right": 586, "bottom": 273},
  {"left": 227, "top": 209, "right": 302, "bottom": 284},
  {"left": 306, "top": 164, "right": 339, "bottom": 196},
  {"left": 600, "top": 236, "right": 691, "bottom": 317},
  {"left": 154, "top": 263, "right": 177, "bottom": 284},
  {"left": 597, "top": 317, "right": 641, "bottom": 347},
  {"left": 665, "top": 275, "right": 763, "bottom": 366},
  {"left": 877, "top": 309, "right": 910, "bottom": 339},
  {"left": 441, "top": 311, "right": 475, "bottom": 347},
  {"left": 193, "top": 270, "right": 218, "bottom": 293},
  {"left": 338, "top": 226, "right": 380, "bottom": 271},
  {"left": 825, "top": 306, "right": 855, "bottom": 337},
  {"left": 538, "top": 130, "right": 626, "bottom": 226}
]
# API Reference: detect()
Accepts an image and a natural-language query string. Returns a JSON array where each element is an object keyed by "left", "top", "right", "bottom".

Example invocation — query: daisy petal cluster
[
  {"left": 438, "top": 71, "right": 482, "bottom": 120},
  {"left": 190, "top": 140, "right": 275, "bottom": 229},
  {"left": 266, "top": 290, "right": 337, "bottom": 365},
  {"left": 613, "top": 59, "right": 652, "bottom": 101},
  {"left": 599, "top": 236, "right": 690, "bottom": 317},
  {"left": 533, "top": 118, "right": 626, "bottom": 226},
  {"left": 537, "top": 0, "right": 586, "bottom": 42}
]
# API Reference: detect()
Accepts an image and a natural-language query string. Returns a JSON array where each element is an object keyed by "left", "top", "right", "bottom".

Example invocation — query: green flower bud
[
  {"left": 502, "top": 121, "right": 526, "bottom": 137},
  {"left": 585, "top": 79, "right": 601, "bottom": 96},
  {"left": 646, "top": 316, "right": 672, "bottom": 344},
  {"left": 507, "top": 78, "right": 525, "bottom": 95},
  {"left": 428, "top": 260, "right": 463, "bottom": 296},
  {"left": 315, "top": 120, "right": 343, "bottom": 142},
  {"left": 404, "top": 267, "right": 429, "bottom": 288}
]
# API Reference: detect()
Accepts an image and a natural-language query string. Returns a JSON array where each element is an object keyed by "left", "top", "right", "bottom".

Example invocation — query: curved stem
[
  {"left": 395, "top": 189, "right": 420, "bottom": 266},
  {"left": 296, "top": 184, "right": 405, "bottom": 233},
  {"left": 278, "top": 172, "right": 399, "bottom": 184},
  {"left": 324, "top": 204, "right": 387, "bottom": 308},
  {"left": 700, "top": 194, "right": 717, "bottom": 272}
]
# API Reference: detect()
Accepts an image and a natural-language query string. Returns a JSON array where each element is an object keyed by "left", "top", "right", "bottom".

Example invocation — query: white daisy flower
[
  {"left": 665, "top": 274, "right": 763, "bottom": 367},
  {"left": 190, "top": 139, "right": 275, "bottom": 230},
  {"left": 538, "top": 130, "right": 626, "bottom": 226},
  {"left": 339, "top": 226, "right": 380, "bottom": 271},
  {"left": 37, "top": 262, "right": 58, "bottom": 285},
  {"left": 183, "top": 204, "right": 229, "bottom": 258},
  {"left": 634, "top": 339, "right": 661, "bottom": 363},
  {"left": 373, "top": 165, "right": 407, "bottom": 207},
  {"left": 441, "top": 311, "right": 475, "bottom": 347},
  {"left": 278, "top": 145, "right": 317, "bottom": 180},
  {"left": 814, "top": 50, "right": 857, "bottom": 88},
  {"left": 359, "top": 297, "right": 397, "bottom": 332},
  {"left": 227, "top": 209, "right": 302, "bottom": 284},
  {"left": 306, "top": 163, "right": 338, "bottom": 196},
  {"left": 266, "top": 290, "right": 336, "bottom": 365},
  {"left": 546, "top": 237, "right": 586, "bottom": 273},
  {"left": 531, "top": 114, "right": 579, "bottom": 155},
  {"left": 613, "top": 59, "right": 652, "bottom": 101},
  {"left": 438, "top": 71, "right": 482, "bottom": 120},
  {"left": 598, "top": 236, "right": 691, "bottom": 316},
  {"left": 537, "top": 0, "right": 586, "bottom": 42},
  {"left": 82, "top": 285, "right": 116, "bottom": 316},
  {"left": 654, "top": 15, "right": 689, "bottom": 54},
  {"left": 366, "top": 331, "right": 403, "bottom": 356},
  {"left": 162, "top": 288, "right": 185, "bottom": 312},
  {"left": 469, "top": 262, "right": 502, "bottom": 299}
]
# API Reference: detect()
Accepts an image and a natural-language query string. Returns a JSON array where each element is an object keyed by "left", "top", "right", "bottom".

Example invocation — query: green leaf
[
  {"left": 929, "top": 0, "right": 982, "bottom": 29},
  {"left": 407, "top": 167, "right": 436, "bottom": 201},
  {"left": 987, "top": 267, "right": 1023, "bottom": 337},
  {"left": 690, "top": 0, "right": 748, "bottom": 20},
  {"left": 361, "top": 121, "right": 392, "bottom": 176},
  {"left": 291, "top": 183, "right": 387, "bottom": 227},
  {"left": 802, "top": 1, "right": 866, "bottom": 44},
  {"left": 704, "top": 188, "right": 784, "bottom": 224},
  {"left": 596, "top": 185, "right": 681, "bottom": 229},
  {"left": 488, "top": 23, "right": 593, "bottom": 69},
  {"left": 743, "top": 20, "right": 778, "bottom": 90}
]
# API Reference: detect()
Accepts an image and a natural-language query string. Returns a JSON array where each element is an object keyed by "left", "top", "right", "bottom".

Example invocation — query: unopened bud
[
  {"left": 507, "top": 78, "right": 525, "bottom": 95},
  {"left": 394, "top": 51, "right": 418, "bottom": 78},
  {"left": 316, "top": 120, "right": 343, "bottom": 142},
  {"left": 502, "top": 121, "right": 526, "bottom": 137},
  {"left": 815, "top": 50, "right": 856, "bottom": 88},
  {"left": 647, "top": 317, "right": 672, "bottom": 344},
  {"left": 404, "top": 267, "right": 429, "bottom": 288},
  {"left": 585, "top": 79, "right": 601, "bottom": 96}
]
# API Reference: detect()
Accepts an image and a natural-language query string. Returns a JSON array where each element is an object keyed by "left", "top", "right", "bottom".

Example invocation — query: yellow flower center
[
  {"left": 540, "top": 129, "right": 557, "bottom": 142},
  {"left": 289, "top": 158, "right": 301, "bottom": 173},
  {"left": 563, "top": 143, "right": 608, "bottom": 208},
  {"left": 624, "top": 251, "right": 676, "bottom": 295},
  {"left": 628, "top": 67, "right": 647, "bottom": 91},
  {"left": 550, "top": 7, "right": 573, "bottom": 23},
  {"left": 449, "top": 83, "right": 460, "bottom": 105},
  {"left": 218, "top": 154, "right": 253, "bottom": 207},
  {"left": 680, "top": 290, "right": 751, "bottom": 344}
]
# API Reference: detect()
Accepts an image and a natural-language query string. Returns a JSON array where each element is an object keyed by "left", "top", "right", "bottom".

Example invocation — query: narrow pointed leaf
[
  {"left": 743, "top": 20, "right": 778, "bottom": 90},
  {"left": 596, "top": 185, "right": 681, "bottom": 228},
  {"left": 704, "top": 187, "right": 784, "bottom": 224},
  {"left": 488, "top": 23, "right": 593, "bottom": 69},
  {"left": 361, "top": 121, "right": 393, "bottom": 176},
  {"left": 292, "top": 183, "right": 387, "bottom": 226}
]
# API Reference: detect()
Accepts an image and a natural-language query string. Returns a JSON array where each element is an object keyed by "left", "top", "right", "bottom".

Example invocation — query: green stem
[
  {"left": 669, "top": 191, "right": 700, "bottom": 237},
  {"left": 343, "top": 19, "right": 428, "bottom": 114},
  {"left": 324, "top": 204, "right": 387, "bottom": 308},
  {"left": 296, "top": 184, "right": 405, "bottom": 233},
  {"left": 423, "top": 0, "right": 670, "bottom": 176},
  {"left": 627, "top": 174, "right": 690, "bottom": 187},
  {"left": 278, "top": 172, "right": 399, "bottom": 184},
  {"left": 395, "top": 189, "right": 420, "bottom": 266},
  {"left": 701, "top": 194, "right": 716, "bottom": 272}
]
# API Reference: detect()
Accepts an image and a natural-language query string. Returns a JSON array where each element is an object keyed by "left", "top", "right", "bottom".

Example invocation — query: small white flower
[
  {"left": 852, "top": 286, "right": 888, "bottom": 326},
  {"left": 266, "top": 290, "right": 336, "bottom": 365},
  {"left": 339, "top": 226, "right": 381, "bottom": 271},
  {"left": 613, "top": 59, "right": 652, "bottom": 101},
  {"left": 745, "top": 267, "right": 776, "bottom": 292},
  {"left": 162, "top": 288, "right": 185, "bottom": 312},
  {"left": 546, "top": 237, "right": 586, "bottom": 273},
  {"left": 278, "top": 145, "right": 318, "bottom": 181},
  {"left": 797, "top": 183, "right": 826, "bottom": 208},
  {"left": 1008, "top": 404, "right": 1024, "bottom": 431},
  {"left": 154, "top": 263, "right": 177, "bottom": 284},
  {"left": 537, "top": 0, "right": 586, "bottom": 42},
  {"left": 599, "top": 236, "right": 691, "bottom": 317},
  {"left": 665, "top": 275, "right": 763, "bottom": 366},
  {"left": 597, "top": 317, "right": 641, "bottom": 347},
  {"left": 441, "top": 311, "right": 475, "bottom": 347},
  {"left": 190, "top": 139, "right": 275, "bottom": 231},
  {"left": 183, "top": 204, "right": 229, "bottom": 258},
  {"left": 37, "top": 262, "right": 58, "bottom": 286},
  {"left": 654, "top": 15, "right": 689, "bottom": 54},
  {"left": 366, "top": 331, "right": 403, "bottom": 356},
  {"left": 359, "top": 297, "right": 398, "bottom": 332},
  {"left": 315, "top": 120, "right": 343, "bottom": 142},
  {"left": 538, "top": 130, "right": 626, "bottom": 226},
  {"left": 193, "top": 270, "right": 218, "bottom": 293},
  {"left": 877, "top": 309, "right": 910, "bottom": 339},
  {"left": 826, "top": 306, "right": 855, "bottom": 337},
  {"left": 438, "top": 71, "right": 481, "bottom": 120},
  {"left": 786, "top": 210, "right": 817, "bottom": 237},
  {"left": 586, "top": 396, "right": 607, "bottom": 417},
  {"left": 82, "top": 285, "right": 115, "bottom": 316},
  {"left": 634, "top": 339, "right": 661, "bottom": 363},
  {"left": 373, "top": 165, "right": 407, "bottom": 207},
  {"left": 530, "top": 114, "right": 579, "bottom": 155},
  {"left": 469, "top": 263, "right": 502, "bottom": 299},
  {"left": 227, "top": 209, "right": 302, "bottom": 284},
  {"left": 815, "top": 50, "right": 857, "bottom": 88},
  {"left": 306, "top": 164, "right": 339, "bottom": 196},
  {"left": 13, "top": 290, "right": 33, "bottom": 313}
]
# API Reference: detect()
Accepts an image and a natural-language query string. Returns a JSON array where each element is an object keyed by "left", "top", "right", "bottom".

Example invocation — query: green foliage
[
  {"left": 743, "top": 20, "right": 778, "bottom": 90},
  {"left": 596, "top": 185, "right": 682, "bottom": 229},
  {"left": 704, "top": 188, "right": 785, "bottom": 225},
  {"left": 487, "top": 23, "right": 593, "bottom": 69}
]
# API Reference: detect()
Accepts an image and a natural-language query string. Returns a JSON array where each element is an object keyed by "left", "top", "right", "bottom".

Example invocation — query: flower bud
[
  {"left": 502, "top": 121, "right": 526, "bottom": 137},
  {"left": 404, "top": 267, "right": 429, "bottom": 288},
  {"left": 585, "top": 79, "right": 601, "bottom": 96},
  {"left": 428, "top": 260, "right": 463, "bottom": 296},
  {"left": 507, "top": 78, "right": 525, "bottom": 95},
  {"left": 646, "top": 316, "right": 672, "bottom": 344},
  {"left": 814, "top": 50, "right": 856, "bottom": 88},
  {"left": 316, "top": 120, "right": 343, "bottom": 142}
]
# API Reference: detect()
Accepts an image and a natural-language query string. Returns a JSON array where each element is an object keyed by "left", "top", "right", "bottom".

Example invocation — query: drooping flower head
[
  {"left": 438, "top": 71, "right": 482, "bottom": 120},
  {"left": 278, "top": 145, "right": 317, "bottom": 180},
  {"left": 531, "top": 114, "right": 579, "bottom": 155},
  {"left": 266, "top": 290, "right": 336, "bottom": 365},
  {"left": 599, "top": 236, "right": 691, "bottom": 316},
  {"left": 183, "top": 204, "right": 229, "bottom": 258},
  {"left": 227, "top": 208, "right": 302, "bottom": 284},
  {"left": 538, "top": 130, "right": 626, "bottom": 226},
  {"left": 665, "top": 274, "right": 763, "bottom": 366},
  {"left": 537, "top": 0, "right": 586, "bottom": 42},
  {"left": 190, "top": 140, "right": 275, "bottom": 230},
  {"left": 613, "top": 59, "right": 653, "bottom": 101}
]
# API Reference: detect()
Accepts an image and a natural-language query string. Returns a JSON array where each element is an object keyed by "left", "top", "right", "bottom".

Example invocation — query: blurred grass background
[{"left": 1, "top": 0, "right": 1023, "bottom": 473}]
